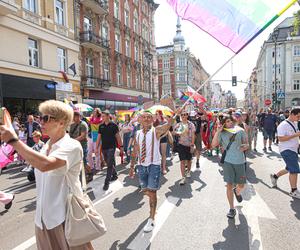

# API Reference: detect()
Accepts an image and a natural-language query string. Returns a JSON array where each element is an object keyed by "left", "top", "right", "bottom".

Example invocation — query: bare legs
[{"left": 144, "top": 190, "right": 157, "bottom": 220}]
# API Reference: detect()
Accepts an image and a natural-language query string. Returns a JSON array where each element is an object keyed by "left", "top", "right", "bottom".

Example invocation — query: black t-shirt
[{"left": 98, "top": 122, "right": 119, "bottom": 149}]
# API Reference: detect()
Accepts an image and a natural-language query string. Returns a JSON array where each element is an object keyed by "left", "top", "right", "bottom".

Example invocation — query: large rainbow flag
[{"left": 167, "top": 0, "right": 297, "bottom": 53}]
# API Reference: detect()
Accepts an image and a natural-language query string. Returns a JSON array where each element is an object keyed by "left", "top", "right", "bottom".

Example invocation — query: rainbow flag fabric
[{"left": 167, "top": 0, "right": 297, "bottom": 53}]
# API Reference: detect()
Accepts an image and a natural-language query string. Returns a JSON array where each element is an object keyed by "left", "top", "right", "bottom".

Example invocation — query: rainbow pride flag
[{"left": 167, "top": 0, "right": 297, "bottom": 53}]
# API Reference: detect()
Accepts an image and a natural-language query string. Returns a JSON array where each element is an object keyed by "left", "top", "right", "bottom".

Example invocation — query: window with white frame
[
  {"left": 103, "top": 61, "right": 110, "bottom": 80},
  {"left": 177, "top": 73, "right": 186, "bottom": 81},
  {"left": 124, "top": 9, "right": 130, "bottom": 27},
  {"left": 25, "top": 0, "right": 37, "bottom": 13},
  {"left": 272, "top": 64, "right": 281, "bottom": 74},
  {"left": 294, "top": 62, "right": 300, "bottom": 73},
  {"left": 163, "top": 58, "right": 170, "bottom": 69},
  {"left": 55, "top": 0, "right": 65, "bottom": 25},
  {"left": 163, "top": 73, "right": 170, "bottom": 83},
  {"left": 28, "top": 38, "right": 38, "bottom": 67},
  {"left": 127, "top": 70, "right": 131, "bottom": 87},
  {"left": 177, "top": 57, "right": 186, "bottom": 67},
  {"left": 134, "top": 43, "right": 139, "bottom": 61},
  {"left": 294, "top": 46, "right": 300, "bottom": 56},
  {"left": 115, "top": 33, "right": 120, "bottom": 52},
  {"left": 125, "top": 39, "right": 130, "bottom": 56},
  {"left": 57, "top": 47, "right": 66, "bottom": 71},
  {"left": 294, "top": 80, "right": 300, "bottom": 90},
  {"left": 102, "top": 24, "right": 109, "bottom": 46},
  {"left": 86, "top": 57, "right": 94, "bottom": 77},
  {"left": 114, "top": 0, "right": 120, "bottom": 19},
  {"left": 136, "top": 73, "right": 141, "bottom": 89},
  {"left": 134, "top": 10, "right": 138, "bottom": 33},
  {"left": 117, "top": 64, "right": 122, "bottom": 85}
]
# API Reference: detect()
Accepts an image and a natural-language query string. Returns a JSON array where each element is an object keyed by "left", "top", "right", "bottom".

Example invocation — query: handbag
[
  {"left": 65, "top": 162, "right": 107, "bottom": 247},
  {"left": 220, "top": 134, "right": 236, "bottom": 164}
]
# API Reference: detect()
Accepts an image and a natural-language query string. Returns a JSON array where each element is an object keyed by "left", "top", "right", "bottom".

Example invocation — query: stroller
[{"left": 0, "top": 143, "right": 15, "bottom": 175}]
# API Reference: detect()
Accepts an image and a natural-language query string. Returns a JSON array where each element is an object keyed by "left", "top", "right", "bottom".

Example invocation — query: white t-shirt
[
  {"left": 136, "top": 127, "right": 161, "bottom": 166},
  {"left": 277, "top": 120, "right": 299, "bottom": 153},
  {"left": 35, "top": 134, "right": 84, "bottom": 230}
]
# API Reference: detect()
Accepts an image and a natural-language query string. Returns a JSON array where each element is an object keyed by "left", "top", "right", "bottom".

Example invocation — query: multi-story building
[
  {"left": 225, "top": 90, "right": 237, "bottom": 108},
  {"left": 156, "top": 17, "right": 209, "bottom": 100},
  {"left": 77, "top": 0, "right": 158, "bottom": 111},
  {"left": 210, "top": 82, "right": 223, "bottom": 108},
  {"left": 255, "top": 17, "right": 300, "bottom": 110},
  {"left": 0, "top": 0, "right": 81, "bottom": 115}
]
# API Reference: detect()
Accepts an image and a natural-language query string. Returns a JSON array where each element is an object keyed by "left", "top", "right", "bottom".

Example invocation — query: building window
[
  {"left": 114, "top": 0, "right": 120, "bottom": 19},
  {"left": 177, "top": 73, "right": 186, "bottom": 81},
  {"left": 86, "top": 57, "right": 94, "bottom": 77},
  {"left": 102, "top": 24, "right": 109, "bottom": 46},
  {"left": 28, "top": 38, "right": 38, "bottom": 67},
  {"left": 136, "top": 73, "right": 140, "bottom": 89},
  {"left": 117, "top": 65, "right": 122, "bottom": 85},
  {"left": 134, "top": 10, "right": 138, "bottom": 33},
  {"left": 115, "top": 33, "right": 120, "bottom": 52},
  {"left": 25, "top": 0, "right": 37, "bottom": 13},
  {"left": 177, "top": 57, "right": 186, "bottom": 67},
  {"left": 294, "top": 62, "right": 300, "bottom": 73},
  {"left": 163, "top": 73, "right": 170, "bottom": 83},
  {"left": 134, "top": 43, "right": 139, "bottom": 61},
  {"left": 55, "top": 0, "right": 64, "bottom": 25},
  {"left": 294, "top": 80, "right": 300, "bottom": 90},
  {"left": 83, "top": 17, "right": 92, "bottom": 41},
  {"left": 125, "top": 39, "right": 130, "bottom": 57},
  {"left": 127, "top": 70, "right": 131, "bottom": 87},
  {"left": 163, "top": 59, "right": 170, "bottom": 69},
  {"left": 57, "top": 48, "right": 66, "bottom": 71},
  {"left": 124, "top": 9, "right": 130, "bottom": 27},
  {"left": 272, "top": 64, "right": 281, "bottom": 74},
  {"left": 103, "top": 62, "right": 110, "bottom": 80},
  {"left": 294, "top": 46, "right": 300, "bottom": 56}
]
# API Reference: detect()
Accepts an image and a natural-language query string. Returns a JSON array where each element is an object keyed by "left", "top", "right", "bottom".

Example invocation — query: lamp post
[
  {"left": 144, "top": 51, "right": 153, "bottom": 99},
  {"left": 272, "top": 28, "right": 279, "bottom": 111}
]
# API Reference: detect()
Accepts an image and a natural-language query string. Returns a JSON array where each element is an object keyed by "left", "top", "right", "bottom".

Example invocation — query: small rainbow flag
[{"left": 167, "top": 0, "right": 297, "bottom": 53}]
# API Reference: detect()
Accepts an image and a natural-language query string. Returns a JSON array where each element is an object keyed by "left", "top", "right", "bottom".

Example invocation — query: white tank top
[{"left": 136, "top": 127, "right": 161, "bottom": 166}]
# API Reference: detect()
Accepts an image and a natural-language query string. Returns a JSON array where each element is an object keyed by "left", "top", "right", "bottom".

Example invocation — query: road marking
[
  {"left": 240, "top": 182, "right": 276, "bottom": 250},
  {"left": 127, "top": 196, "right": 179, "bottom": 250},
  {"left": 12, "top": 236, "right": 36, "bottom": 250}
]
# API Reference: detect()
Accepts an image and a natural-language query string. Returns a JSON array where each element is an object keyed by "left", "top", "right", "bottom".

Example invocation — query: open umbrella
[
  {"left": 147, "top": 105, "right": 174, "bottom": 116},
  {"left": 74, "top": 103, "right": 93, "bottom": 112}
]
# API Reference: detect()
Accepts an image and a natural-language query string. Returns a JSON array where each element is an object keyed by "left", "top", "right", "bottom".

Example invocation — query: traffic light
[
  {"left": 272, "top": 93, "right": 276, "bottom": 103},
  {"left": 232, "top": 76, "right": 237, "bottom": 86}
]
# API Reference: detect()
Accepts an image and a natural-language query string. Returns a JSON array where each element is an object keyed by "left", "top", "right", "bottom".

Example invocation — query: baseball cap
[{"left": 102, "top": 110, "right": 110, "bottom": 115}]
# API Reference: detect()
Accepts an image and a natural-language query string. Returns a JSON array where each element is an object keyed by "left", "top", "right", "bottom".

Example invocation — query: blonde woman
[{"left": 0, "top": 100, "right": 93, "bottom": 250}]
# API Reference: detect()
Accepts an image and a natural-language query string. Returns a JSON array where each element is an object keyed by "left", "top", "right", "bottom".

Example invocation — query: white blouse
[{"left": 35, "top": 134, "right": 83, "bottom": 230}]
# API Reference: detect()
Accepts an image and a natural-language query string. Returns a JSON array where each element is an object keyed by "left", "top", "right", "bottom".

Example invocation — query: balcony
[
  {"left": 80, "top": 31, "right": 109, "bottom": 51},
  {"left": 0, "top": 0, "right": 19, "bottom": 15},
  {"left": 82, "top": 76, "right": 110, "bottom": 91},
  {"left": 80, "top": 0, "right": 108, "bottom": 15}
]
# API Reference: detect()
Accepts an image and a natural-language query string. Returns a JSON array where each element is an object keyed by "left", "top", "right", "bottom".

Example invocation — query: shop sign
[{"left": 56, "top": 81, "right": 73, "bottom": 92}]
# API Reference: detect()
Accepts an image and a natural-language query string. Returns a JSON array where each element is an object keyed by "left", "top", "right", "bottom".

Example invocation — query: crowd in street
[{"left": 0, "top": 100, "right": 300, "bottom": 249}]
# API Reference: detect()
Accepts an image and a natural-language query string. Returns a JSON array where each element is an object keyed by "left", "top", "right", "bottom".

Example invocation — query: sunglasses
[
  {"left": 41, "top": 115, "right": 56, "bottom": 123},
  {"left": 181, "top": 113, "right": 189, "bottom": 117}
]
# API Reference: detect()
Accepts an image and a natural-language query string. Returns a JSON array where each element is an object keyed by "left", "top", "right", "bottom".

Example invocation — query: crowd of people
[{"left": 0, "top": 100, "right": 300, "bottom": 249}]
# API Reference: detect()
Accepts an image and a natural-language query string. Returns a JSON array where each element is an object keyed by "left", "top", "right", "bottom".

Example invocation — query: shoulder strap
[
  {"left": 151, "top": 128, "right": 155, "bottom": 163},
  {"left": 285, "top": 120, "right": 297, "bottom": 133},
  {"left": 226, "top": 134, "right": 237, "bottom": 151}
]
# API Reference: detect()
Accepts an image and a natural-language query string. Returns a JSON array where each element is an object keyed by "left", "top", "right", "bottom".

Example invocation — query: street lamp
[
  {"left": 144, "top": 51, "right": 153, "bottom": 99},
  {"left": 272, "top": 28, "right": 279, "bottom": 110}
]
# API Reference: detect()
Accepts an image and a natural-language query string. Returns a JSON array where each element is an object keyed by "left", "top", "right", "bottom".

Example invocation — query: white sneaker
[
  {"left": 143, "top": 218, "right": 155, "bottom": 233},
  {"left": 179, "top": 177, "right": 186, "bottom": 186},
  {"left": 289, "top": 190, "right": 300, "bottom": 199},
  {"left": 186, "top": 171, "right": 191, "bottom": 178},
  {"left": 270, "top": 174, "right": 277, "bottom": 187},
  {"left": 21, "top": 166, "right": 31, "bottom": 172}
]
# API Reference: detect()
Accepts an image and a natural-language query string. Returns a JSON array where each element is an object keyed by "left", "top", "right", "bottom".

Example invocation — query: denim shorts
[
  {"left": 263, "top": 129, "right": 274, "bottom": 140},
  {"left": 137, "top": 164, "right": 161, "bottom": 191},
  {"left": 281, "top": 150, "right": 300, "bottom": 174}
]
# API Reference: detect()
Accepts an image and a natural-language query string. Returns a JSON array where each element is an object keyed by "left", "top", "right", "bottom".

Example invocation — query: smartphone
[{"left": 0, "top": 107, "right": 4, "bottom": 125}]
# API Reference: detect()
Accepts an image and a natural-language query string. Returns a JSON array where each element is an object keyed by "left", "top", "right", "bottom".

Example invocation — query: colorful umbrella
[
  {"left": 147, "top": 105, "right": 174, "bottom": 116},
  {"left": 74, "top": 103, "right": 93, "bottom": 112}
]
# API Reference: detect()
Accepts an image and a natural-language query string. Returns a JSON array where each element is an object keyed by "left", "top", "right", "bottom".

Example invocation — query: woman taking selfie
[{"left": 0, "top": 100, "right": 93, "bottom": 250}]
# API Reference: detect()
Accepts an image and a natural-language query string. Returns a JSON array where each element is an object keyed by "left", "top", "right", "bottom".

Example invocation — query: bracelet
[{"left": 7, "top": 137, "right": 19, "bottom": 145}]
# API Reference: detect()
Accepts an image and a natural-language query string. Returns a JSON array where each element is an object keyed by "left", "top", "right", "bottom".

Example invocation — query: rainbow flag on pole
[{"left": 167, "top": 0, "right": 297, "bottom": 53}]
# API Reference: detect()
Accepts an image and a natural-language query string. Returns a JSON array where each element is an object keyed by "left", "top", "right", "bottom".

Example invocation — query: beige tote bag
[{"left": 65, "top": 164, "right": 107, "bottom": 247}]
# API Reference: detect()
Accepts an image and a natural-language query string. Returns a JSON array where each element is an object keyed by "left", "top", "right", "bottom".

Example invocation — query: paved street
[{"left": 1, "top": 134, "right": 300, "bottom": 250}]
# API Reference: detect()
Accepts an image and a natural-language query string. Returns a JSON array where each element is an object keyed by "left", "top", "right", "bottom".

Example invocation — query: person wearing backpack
[
  {"left": 212, "top": 115, "right": 249, "bottom": 219},
  {"left": 270, "top": 108, "right": 300, "bottom": 198}
]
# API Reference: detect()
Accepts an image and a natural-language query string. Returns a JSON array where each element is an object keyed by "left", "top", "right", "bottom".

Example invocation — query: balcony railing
[
  {"left": 80, "top": 31, "right": 109, "bottom": 51},
  {"left": 82, "top": 76, "right": 110, "bottom": 90},
  {"left": 0, "top": 0, "right": 19, "bottom": 15},
  {"left": 80, "top": 0, "right": 108, "bottom": 15}
]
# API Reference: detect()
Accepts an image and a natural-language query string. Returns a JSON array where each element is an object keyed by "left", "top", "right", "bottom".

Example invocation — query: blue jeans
[
  {"left": 137, "top": 164, "right": 161, "bottom": 191},
  {"left": 123, "top": 132, "right": 131, "bottom": 162},
  {"left": 102, "top": 148, "right": 117, "bottom": 185}
]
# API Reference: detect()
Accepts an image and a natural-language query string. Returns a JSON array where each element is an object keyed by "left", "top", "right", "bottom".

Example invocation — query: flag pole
[{"left": 181, "top": 0, "right": 298, "bottom": 109}]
